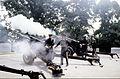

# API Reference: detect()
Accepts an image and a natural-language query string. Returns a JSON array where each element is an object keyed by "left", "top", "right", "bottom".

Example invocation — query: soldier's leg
[
  {"left": 84, "top": 48, "right": 87, "bottom": 58},
  {"left": 92, "top": 47, "right": 95, "bottom": 56},
  {"left": 94, "top": 48, "right": 97, "bottom": 57},
  {"left": 46, "top": 48, "right": 49, "bottom": 54},
  {"left": 81, "top": 47, "right": 84, "bottom": 58},
  {"left": 61, "top": 55, "right": 63, "bottom": 65},
  {"left": 61, "top": 47, "right": 64, "bottom": 65},
  {"left": 65, "top": 51, "right": 69, "bottom": 66}
]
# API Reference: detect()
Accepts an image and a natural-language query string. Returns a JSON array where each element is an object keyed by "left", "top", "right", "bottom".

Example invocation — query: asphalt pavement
[{"left": 0, "top": 49, "right": 120, "bottom": 78}]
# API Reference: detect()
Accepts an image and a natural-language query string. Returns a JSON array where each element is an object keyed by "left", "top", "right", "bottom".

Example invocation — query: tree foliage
[
  {"left": 3, "top": 0, "right": 94, "bottom": 40},
  {"left": 94, "top": 0, "right": 120, "bottom": 47},
  {"left": 3, "top": 0, "right": 120, "bottom": 47}
]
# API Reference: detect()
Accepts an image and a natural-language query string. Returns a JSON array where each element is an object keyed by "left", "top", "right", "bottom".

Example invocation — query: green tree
[
  {"left": 94, "top": 0, "right": 120, "bottom": 47},
  {"left": 4, "top": 0, "right": 94, "bottom": 40}
]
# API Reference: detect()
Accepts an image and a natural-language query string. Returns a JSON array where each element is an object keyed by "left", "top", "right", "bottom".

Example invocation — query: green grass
[{"left": 0, "top": 53, "right": 10, "bottom": 55}]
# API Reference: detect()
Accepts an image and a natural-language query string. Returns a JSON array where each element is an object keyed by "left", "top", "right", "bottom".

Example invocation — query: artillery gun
[
  {"left": 17, "top": 33, "right": 63, "bottom": 76},
  {"left": 0, "top": 65, "right": 46, "bottom": 79},
  {"left": 5, "top": 27, "right": 63, "bottom": 77}
]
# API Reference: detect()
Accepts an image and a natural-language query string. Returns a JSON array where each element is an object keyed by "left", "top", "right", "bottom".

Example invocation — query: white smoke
[
  {"left": 13, "top": 39, "right": 31, "bottom": 54},
  {"left": 7, "top": 14, "right": 55, "bottom": 63},
  {"left": 8, "top": 14, "right": 55, "bottom": 36},
  {"left": 13, "top": 39, "right": 54, "bottom": 61}
]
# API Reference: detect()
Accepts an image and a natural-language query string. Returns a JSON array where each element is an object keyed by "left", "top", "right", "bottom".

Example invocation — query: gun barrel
[{"left": 0, "top": 65, "right": 46, "bottom": 79}]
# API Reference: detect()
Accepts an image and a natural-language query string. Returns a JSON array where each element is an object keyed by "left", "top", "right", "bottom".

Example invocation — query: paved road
[{"left": 0, "top": 52, "right": 120, "bottom": 78}]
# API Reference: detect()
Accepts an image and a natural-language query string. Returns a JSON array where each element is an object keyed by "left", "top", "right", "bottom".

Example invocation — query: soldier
[
  {"left": 45, "top": 34, "right": 55, "bottom": 65},
  {"left": 45, "top": 34, "right": 54, "bottom": 48},
  {"left": 55, "top": 34, "right": 70, "bottom": 66},
  {"left": 91, "top": 36, "right": 97, "bottom": 57},
  {"left": 81, "top": 36, "right": 88, "bottom": 58}
]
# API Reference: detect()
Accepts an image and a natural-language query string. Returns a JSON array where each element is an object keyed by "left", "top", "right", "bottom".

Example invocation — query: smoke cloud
[
  {"left": 8, "top": 14, "right": 55, "bottom": 36},
  {"left": 13, "top": 39, "right": 54, "bottom": 62}
]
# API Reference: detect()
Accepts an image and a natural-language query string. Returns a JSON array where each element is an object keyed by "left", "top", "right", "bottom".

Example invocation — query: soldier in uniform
[
  {"left": 45, "top": 34, "right": 55, "bottom": 65},
  {"left": 55, "top": 34, "right": 70, "bottom": 66},
  {"left": 45, "top": 34, "right": 54, "bottom": 48},
  {"left": 91, "top": 36, "right": 97, "bottom": 57},
  {"left": 81, "top": 36, "right": 88, "bottom": 58}
]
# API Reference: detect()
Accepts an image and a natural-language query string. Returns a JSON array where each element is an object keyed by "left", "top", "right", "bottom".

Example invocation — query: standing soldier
[
  {"left": 45, "top": 34, "right": 55, "bottom": 65},
  {"left": 81, "top": 36, "right": 88, "bottom": 58},
  {"left": 55, "top": 34, "right": 70, "bottom": 66},
  {"left": 91, "top": 36, "right": 97, "bottom": 57}
]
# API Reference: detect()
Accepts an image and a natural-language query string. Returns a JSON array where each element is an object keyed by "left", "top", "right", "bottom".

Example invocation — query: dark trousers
[
  {"left": 82, "top": 46, "right": 87, "bottom": 58},
  {"left": 92, "top": 47, "right": 96, "bottom": 56},
  {"left": 61, "top": 47, "right": 68, "bottom": 66}
]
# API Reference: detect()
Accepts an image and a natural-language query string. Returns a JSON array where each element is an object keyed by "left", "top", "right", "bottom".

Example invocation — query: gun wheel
[{"left": 23, "top": 54, "right": 34, "bottom": 65}]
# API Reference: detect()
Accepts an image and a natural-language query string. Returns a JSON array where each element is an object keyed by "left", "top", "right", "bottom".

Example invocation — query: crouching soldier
[{"left": 55, "top": 34, "right": 70, "bottom": 66}]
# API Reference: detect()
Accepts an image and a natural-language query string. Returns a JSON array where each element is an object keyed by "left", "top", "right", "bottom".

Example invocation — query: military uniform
[
  {"left": 45, "top": 37, "right": 54, "bottom": 64},
  {"left": 91, "top": 39, "right": 96, "bottom": 56},
  {"left": 56, "top": 40, "right": 69, "bottom": 66},
  {"left": 81, "top": 38, "right": 88, "bottom": 58}
]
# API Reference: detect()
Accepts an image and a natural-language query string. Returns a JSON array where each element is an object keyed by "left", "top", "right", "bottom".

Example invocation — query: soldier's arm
[{"left": 55, "top": 41, "right": 60, "bottom": 48}]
